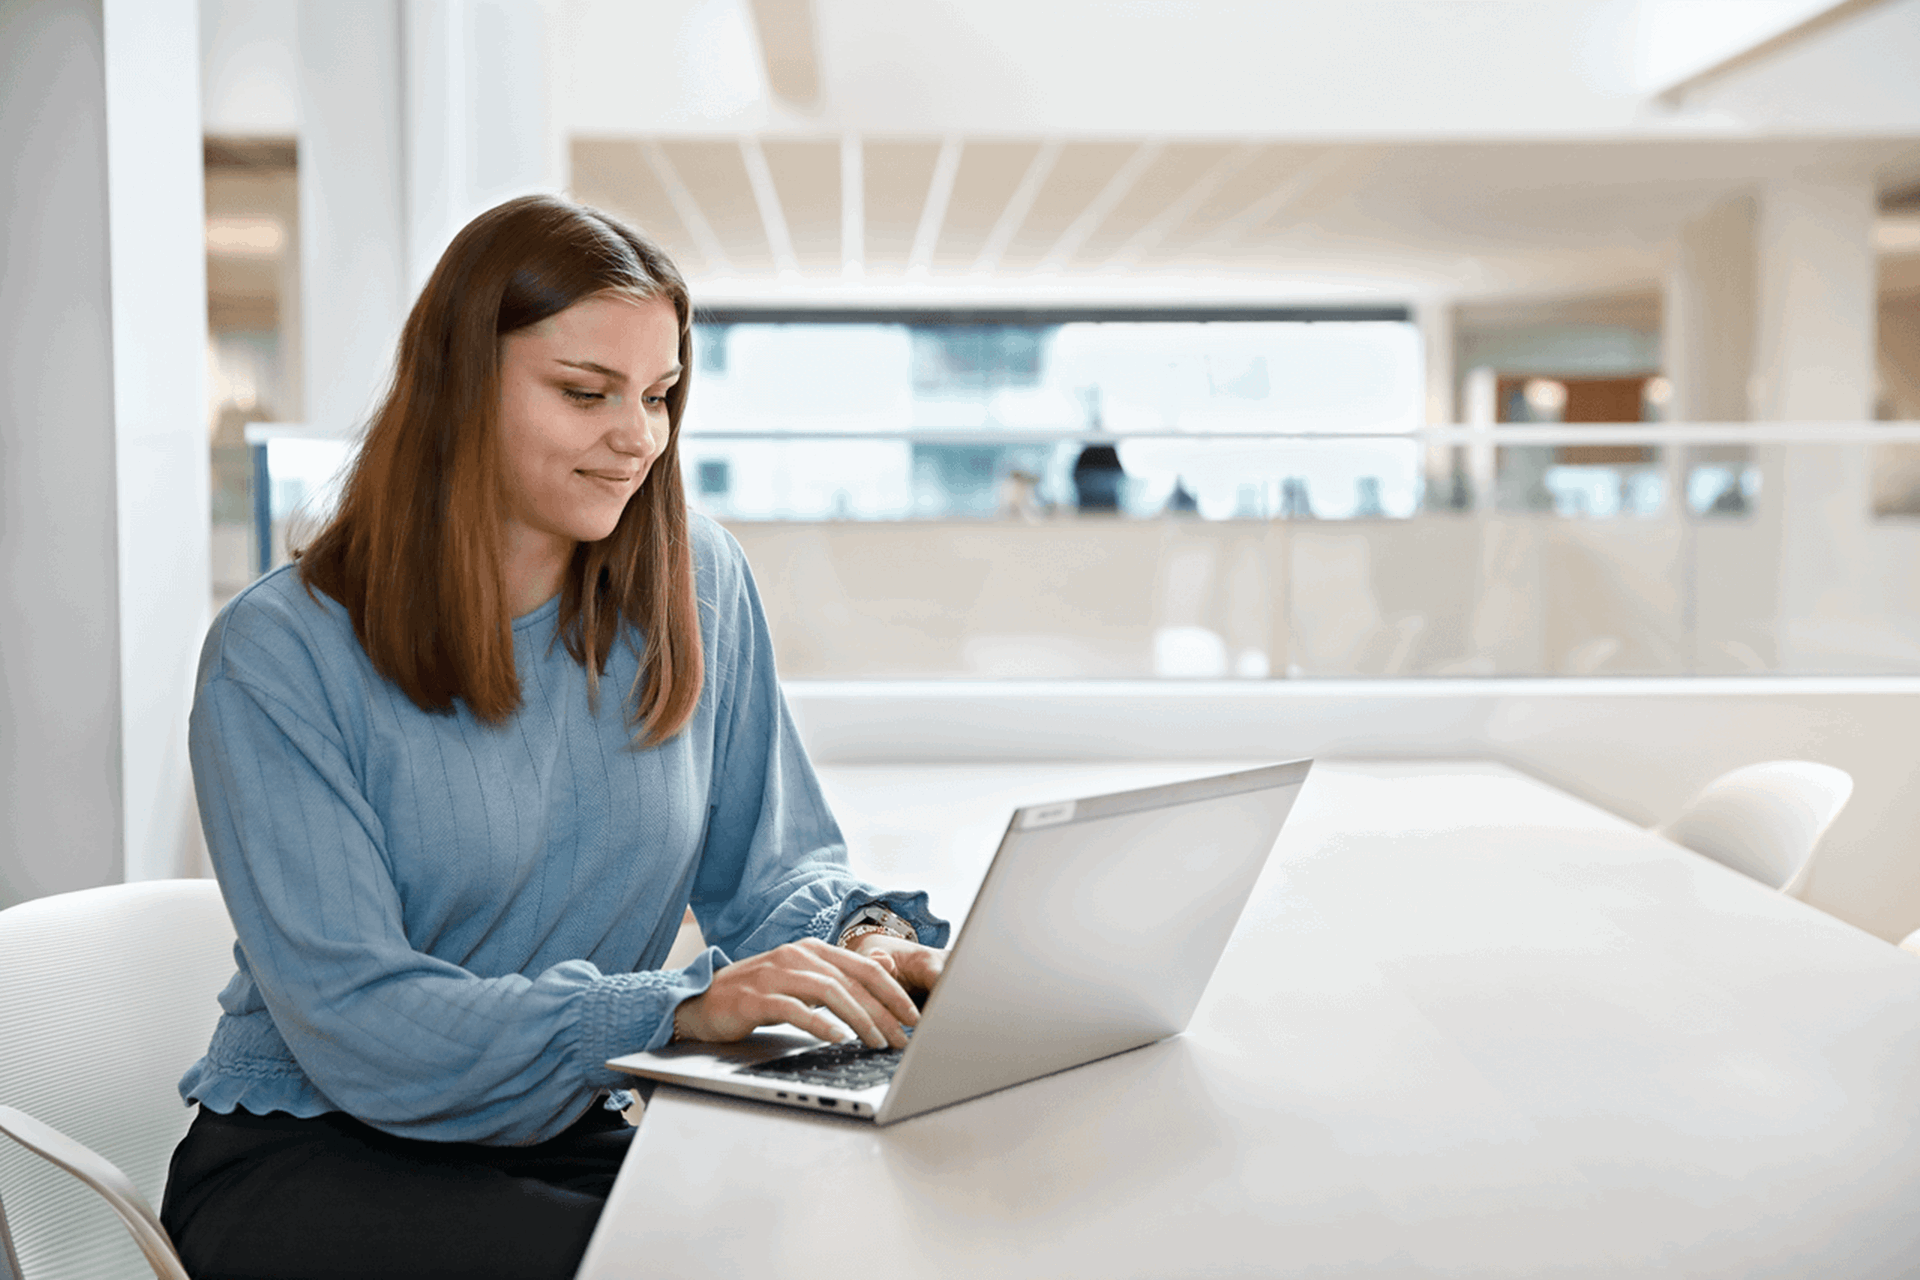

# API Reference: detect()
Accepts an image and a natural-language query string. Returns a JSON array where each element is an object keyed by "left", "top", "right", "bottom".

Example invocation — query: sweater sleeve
[
  {"left": 189, "top": 625, "right": 714, "bottom": 1146},
  {"left": 685, "top": 528, "right": 950, "bottom": 962}
]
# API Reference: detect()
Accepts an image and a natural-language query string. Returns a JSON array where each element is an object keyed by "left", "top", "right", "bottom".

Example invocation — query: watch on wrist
[{"left": 837, "top": 903, "right": 917, "bottom": 950}]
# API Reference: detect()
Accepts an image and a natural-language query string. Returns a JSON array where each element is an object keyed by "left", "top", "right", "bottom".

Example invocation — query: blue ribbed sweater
[{"left": 179, "top": 515, "right": 946, "bottom": 1145}]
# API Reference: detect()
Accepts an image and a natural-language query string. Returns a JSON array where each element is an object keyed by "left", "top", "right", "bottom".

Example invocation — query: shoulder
[
  {"left": 198, "top": 564, "right": 358, "bottom": 697},
  {"left": 686, "top": 510, "right": 751, "bottom": 604}
]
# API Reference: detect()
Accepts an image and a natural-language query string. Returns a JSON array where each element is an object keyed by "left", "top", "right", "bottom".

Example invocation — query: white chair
[
  {"left": 1658, "top": 761, "right": 1854, "bottom": 899},
  {"left": 0, "top": 880, "right": 235, "bottom": 1280}
]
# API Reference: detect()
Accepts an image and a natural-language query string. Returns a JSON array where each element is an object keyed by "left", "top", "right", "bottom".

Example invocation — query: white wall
[
  {"left": 1, "top": 0, "right": 124, "bottom": 903},
  {"left": 787, "top": 679, "right": 1920, "bottom": 946},
  {"left": 0, "top": 0, "right": 210, "bottom": 906}
]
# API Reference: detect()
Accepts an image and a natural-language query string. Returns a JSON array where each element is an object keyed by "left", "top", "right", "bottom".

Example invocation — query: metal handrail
[
  {"left": 241, "top": 421, "right": 1920, "bottom": 448},
  {"left": 675, "top": 422, "right": 1920, "bottom": 447}
]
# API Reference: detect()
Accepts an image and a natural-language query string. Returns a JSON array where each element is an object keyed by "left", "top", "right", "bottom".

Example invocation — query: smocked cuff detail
[
  {"left": 575, "top": 950, "right": 723, "bottom": 1086},
  {"left": 804, "top": 899, "right": 841, "bottom": 942}
]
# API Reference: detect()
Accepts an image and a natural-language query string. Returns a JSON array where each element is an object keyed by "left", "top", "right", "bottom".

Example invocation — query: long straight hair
[{"left": 299, "top": 194, "right": 703, "bottom": 746}]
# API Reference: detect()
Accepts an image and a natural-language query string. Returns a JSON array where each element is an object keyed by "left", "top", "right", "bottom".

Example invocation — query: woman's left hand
[{"left": 844, "top": 934, "right": 945, "bottom": 997}]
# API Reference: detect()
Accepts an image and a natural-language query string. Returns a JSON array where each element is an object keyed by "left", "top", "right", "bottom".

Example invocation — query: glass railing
[{"left": 233, "top": 422, "right": 1920, "bottom": 680}]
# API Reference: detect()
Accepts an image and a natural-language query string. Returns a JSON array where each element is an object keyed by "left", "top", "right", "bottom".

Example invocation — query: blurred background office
[{"left": 5, "top": 0, "right": 1920, "bottom": 938}]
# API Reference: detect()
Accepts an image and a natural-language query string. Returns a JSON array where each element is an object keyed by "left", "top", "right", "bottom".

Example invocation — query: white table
[{"left": 580, "top": 760, "right": 1920, "bottom": 1278}]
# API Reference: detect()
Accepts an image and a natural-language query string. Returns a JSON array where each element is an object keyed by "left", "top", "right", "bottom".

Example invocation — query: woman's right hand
[{"left": 670, "top": 938, "right": 920, "bottom": 1049}]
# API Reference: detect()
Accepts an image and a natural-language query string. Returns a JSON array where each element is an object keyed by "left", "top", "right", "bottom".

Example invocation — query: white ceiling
[
  {"left": 197, "top": 0, "right": 1920, "bottom": 307},
  {"left": 557, "top": 0, "right": 1920, "bottom": 304},
  {"left": 555, "top": 0, "right": 1920, "bottom": 140}
]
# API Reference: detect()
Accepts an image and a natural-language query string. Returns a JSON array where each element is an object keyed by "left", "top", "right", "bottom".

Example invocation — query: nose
[{"left": 608, "top": 397, "right": 663, "bottom": 462}]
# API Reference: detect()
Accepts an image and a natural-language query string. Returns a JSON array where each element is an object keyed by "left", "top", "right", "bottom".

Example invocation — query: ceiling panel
[
  {"left": 565, "top": 131, "right": 1920, "bottom": 300},
  {"left": 658, "top": 140, "right": 774, "bottom": 272},
  {"left": 1154, "top": 143, "right": 1329, "bottom": 262},
  {"left": 863, "top": 138, "right": 943, "bottom": 272},
  {"left": 933, "top": 140, "right": 1044, "bottom": 270},
  {"left": 997, "top": 141, "right": 1141, "bottom": 272},
  {"left": 570, "top": 138, "right": 709, "bottom": 277},
  {"left": 1234, "top": 149, "right": 1388, "bottom": 249},
  {"left": 1069, "top": 141, "right": 1241, "bottom": 268},
  {"left": 763, "top": 138, "right": 842, "bottom": 272}
]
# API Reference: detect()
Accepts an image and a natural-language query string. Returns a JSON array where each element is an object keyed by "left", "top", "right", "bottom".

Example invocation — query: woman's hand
[
  {"left": 843, "top": 933, "right": 946, "bottom": 999},
  {"left": 671, "top": 938, "right": 922, "bottom": 1049}
]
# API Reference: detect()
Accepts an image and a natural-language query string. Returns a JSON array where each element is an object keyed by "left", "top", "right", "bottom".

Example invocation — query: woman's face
[{"left": 496, "top": 292, "right": 681, "bottom": 557}]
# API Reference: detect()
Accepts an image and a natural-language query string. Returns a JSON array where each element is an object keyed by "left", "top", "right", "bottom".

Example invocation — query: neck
[{"left": 503, "top": 528, "right": 573, "bottom": 618}]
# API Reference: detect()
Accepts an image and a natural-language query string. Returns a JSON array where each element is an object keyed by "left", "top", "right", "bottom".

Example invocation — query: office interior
[{"left": 5, "top": 0, "right": 1920, "bottom": 953}]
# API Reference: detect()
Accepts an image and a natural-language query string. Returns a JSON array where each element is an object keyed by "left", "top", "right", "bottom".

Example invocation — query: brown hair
[{"left": 299, "top": 194, "right": 702, "bottom": 746}]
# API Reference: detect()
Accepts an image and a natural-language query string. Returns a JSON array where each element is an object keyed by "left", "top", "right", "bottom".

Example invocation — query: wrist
[{"left": 837, "top": 903, "right": 917, "bottom": 950}]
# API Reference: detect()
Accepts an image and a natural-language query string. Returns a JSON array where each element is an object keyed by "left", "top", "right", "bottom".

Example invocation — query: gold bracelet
[
  {"left": 837, "top": 904, "right": 917, "bottom": 949},
  {"left": 838, "top": 921, "right": 895, "bottom": 949}
]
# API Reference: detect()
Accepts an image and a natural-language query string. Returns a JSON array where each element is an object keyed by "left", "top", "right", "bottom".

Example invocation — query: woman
[{"left": 161, "top": 194, "right": 948, "bottom": 1279}]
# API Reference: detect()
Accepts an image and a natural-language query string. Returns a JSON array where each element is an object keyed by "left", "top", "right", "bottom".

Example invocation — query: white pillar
[
  {"left": 1417, "top": 297, "right": 1458, "bottom": 508},
  {"left": 1663, "top": 195, "right": 1755, "bottom": 424},
  {"left": 297, "top": 0, "right": 408, "bottom": 437},
  {"left": 1666, "top": 194, "right": 1760, "bottom": 672},
  {"left": 1751, "top": 176, "right": 1878, "bottom": 423},
  {"left": 1462, "top": 365, "right": 1498, "bottom": 510},
  {"left": 296, "top": 0, "right": 554, "bottom": 438},
  {"left": 1749, "top": 173, "right": 1879, "bottom": 671},
  {"left": 1417, "top": 298, "right": 1456, "bottom": 426},
  {"left": 403, "top": 0, "right": 554, "bottom": 300},
  {"left": 1, "top": 0, "right": 210, "bottom": 901}
]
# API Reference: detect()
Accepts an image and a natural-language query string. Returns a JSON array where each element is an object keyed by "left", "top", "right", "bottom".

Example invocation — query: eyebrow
[{"left": 555, "top": 359, "right": 683, "bottom": 385}]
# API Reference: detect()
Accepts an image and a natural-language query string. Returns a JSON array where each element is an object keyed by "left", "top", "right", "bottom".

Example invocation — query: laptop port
[{"left": 820, "top": 1098, "right": 837, "bottom": 1107}]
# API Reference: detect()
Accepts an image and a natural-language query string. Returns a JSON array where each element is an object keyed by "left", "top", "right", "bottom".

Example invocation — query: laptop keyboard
[{"left": 736, "top": 1042, "right": 903, "bottom": 1090}]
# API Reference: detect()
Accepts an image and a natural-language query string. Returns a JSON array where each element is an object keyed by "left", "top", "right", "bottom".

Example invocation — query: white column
[
  {"left": 1462, "top": 365, "right": 1498, "bottom": 510},
  {"left": 0, "top": 0, "right": 210, "bottom": 901},
  {"left": 1666, "top": 195, "right": 1759, "bottom": 671},
  {"left": 1416, "top": 298, "right": 1457, "bottom": 508},
  {"left": 1416, "top": 298, "right": 1456, "bottom": 427},
  {"left": 296, "top": 0, "right": 408, "bottom": 437},
  {"left": 1749, "top": 173, "right": 1879, "bottom": 671},
  {"left": 107, "top": 0, "right": 214, "bottom": 883},
  {"left": 1751, "top": 176, "right": 1878, "bottom": 423},
  {"left": 402, "top": 0, "right": 553, "bottom": 301},
  {"left": 297, "top": 0, "right": 554, "bottom": 437},
  {"left": 1663, "top": 195, "right": 1755, "bottom": 424}
]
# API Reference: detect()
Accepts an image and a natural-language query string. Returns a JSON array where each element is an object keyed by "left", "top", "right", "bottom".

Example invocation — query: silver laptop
[{"left": 608, "top": 759, "right": 1311, "bottom": 1125}]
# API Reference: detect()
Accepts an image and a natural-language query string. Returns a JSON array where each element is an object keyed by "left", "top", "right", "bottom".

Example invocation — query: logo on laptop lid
[{"left": 1018, "top": 800, "right": 1077, "bottom": 830}]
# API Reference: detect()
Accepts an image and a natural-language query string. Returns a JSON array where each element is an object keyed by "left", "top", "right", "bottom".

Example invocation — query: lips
[{"left": 578, "top": 469, "right": 640, "bottom": 484}]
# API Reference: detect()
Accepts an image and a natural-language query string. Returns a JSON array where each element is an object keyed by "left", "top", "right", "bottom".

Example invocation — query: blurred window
[{"left": 680, "top": 312, "right": 1424, "bottom": 522}]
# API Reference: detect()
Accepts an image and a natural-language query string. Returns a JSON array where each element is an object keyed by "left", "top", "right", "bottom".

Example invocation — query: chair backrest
[
  {"left": 1659, "top": 761, "right": 1855, "bottom": 897},
  {"left": 0, "top": 880, "right": 235, "bottom": 1280}
]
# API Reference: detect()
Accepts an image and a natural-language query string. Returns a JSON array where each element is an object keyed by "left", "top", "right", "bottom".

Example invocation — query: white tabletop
[{"left": 580, "top": 760, "right": 1920, "bottom": 1279}]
